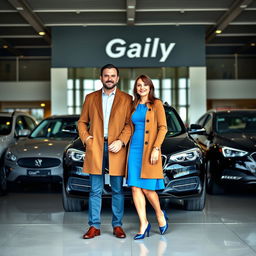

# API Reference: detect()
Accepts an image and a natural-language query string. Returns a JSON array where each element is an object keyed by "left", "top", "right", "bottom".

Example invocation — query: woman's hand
[{"left": 150, "top": 148, "right": 160, "bottom": 165}]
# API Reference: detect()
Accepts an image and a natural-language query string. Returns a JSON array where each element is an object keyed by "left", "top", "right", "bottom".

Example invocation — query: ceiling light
[
  {"left": 41, "top": 103, "right": 46, "bottom": 107},
  {"left": 16, "top": 7, "right": 23, "bottom": 10},
  {"left": 251, "top": 43, "right": 255, "bottom": 46},
  {"left": 128, "top": 5, "right": 135, "bottom": 8},
  {"left": 38, "top": 31, "right": 46, "bottom": 36},
  {"left": 3, "top": 45, "right": 8, "bottom": 49},
  {"left": 240, "top": 4, "right": 247, "bottom": 8},
  {"left": 215, "top": 29, "right": 222, "bottom": 34},
  {"left": 128, "top": 18, "right": 134, "bottom": 21}
]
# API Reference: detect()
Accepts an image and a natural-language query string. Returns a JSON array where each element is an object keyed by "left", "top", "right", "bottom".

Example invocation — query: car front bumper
[{"left": 5, "top": 161, "right": 63, "bottom": 183}]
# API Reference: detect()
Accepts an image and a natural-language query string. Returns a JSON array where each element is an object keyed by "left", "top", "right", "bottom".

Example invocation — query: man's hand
[{"left": 108, "top": 140, "right": 123, "bottom": 153}]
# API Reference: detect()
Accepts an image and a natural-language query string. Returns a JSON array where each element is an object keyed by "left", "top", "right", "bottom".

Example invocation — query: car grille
[
  {"left": 67, "top": 177, "right": 90, "bottom": 192},
  {"left": 169, "top": 177, "right": 199, "bottom": 192},
  {"left": 251, "top": 152, "right": 256, "bottom": 162},
  {"left": 17, "top": 158, "right": 61, "bottom": 168}
]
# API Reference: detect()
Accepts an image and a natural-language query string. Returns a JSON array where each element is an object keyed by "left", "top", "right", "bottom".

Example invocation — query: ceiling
[{"left": 0, "top": 0, "right": 256, "bottom": 59}]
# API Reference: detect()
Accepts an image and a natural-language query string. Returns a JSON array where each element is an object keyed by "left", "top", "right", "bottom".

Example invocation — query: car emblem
[{"left": 35, "top": 159, "right": 43, "bottom": 167}]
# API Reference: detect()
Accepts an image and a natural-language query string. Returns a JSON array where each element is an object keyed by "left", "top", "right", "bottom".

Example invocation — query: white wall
[
  {"left": 51, "top": 68, "right": 68, "bottom": 115},
  {"left": 0, "top": 81, "right": 50, "bottom": 101},
  {"left": 189, "top": 67, "right": 207, "bottom": 123},
  {"left": 207, "top": 80, "right": 256, "bottom": 99}
]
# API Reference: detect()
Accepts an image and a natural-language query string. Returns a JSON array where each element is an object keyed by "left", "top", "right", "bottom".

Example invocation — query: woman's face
[{"left": 136, "top": 78, "right": 150, "bottom": 98}]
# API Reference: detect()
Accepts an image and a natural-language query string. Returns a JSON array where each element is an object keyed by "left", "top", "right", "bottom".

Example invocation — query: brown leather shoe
[
  {"left": 113, "top": 226, "right": 126, "bottom": 238},
  {"left": 83, "top": 226, "right": 101, "bottom": 239}
]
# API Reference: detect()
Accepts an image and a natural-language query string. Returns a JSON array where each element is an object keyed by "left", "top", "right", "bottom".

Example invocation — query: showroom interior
[{"left": 1, "top": 0, "right": 256, "bottom": 255}]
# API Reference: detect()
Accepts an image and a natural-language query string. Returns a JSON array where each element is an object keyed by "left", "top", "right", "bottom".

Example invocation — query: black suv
[{"left": 62, "top": 105, "right": 206, "bottom": 211}]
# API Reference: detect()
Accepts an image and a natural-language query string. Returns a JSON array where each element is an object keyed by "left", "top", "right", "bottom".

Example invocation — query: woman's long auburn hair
[{"left": 133, "top": 74, "right": 157, "bottom": 108}]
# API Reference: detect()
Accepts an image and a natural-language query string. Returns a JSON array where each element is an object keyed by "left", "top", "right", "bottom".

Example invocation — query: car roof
[
  {"left": 207, "top": 109, "right": 256, "bottom": 115},
  {"left": 0, "top": 111, "right": 33, "bottom": 118},
  {"left": 45, "top": 115, "right": 80, "bottom": 120}
]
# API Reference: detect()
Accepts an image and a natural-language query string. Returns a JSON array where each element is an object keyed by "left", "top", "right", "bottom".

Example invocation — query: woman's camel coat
[
  {"left": 78, "top": 88, "right": 132, "bottom": 176},
  {"left": 127, "top": 99, "right": 167, "bottom": 179}
]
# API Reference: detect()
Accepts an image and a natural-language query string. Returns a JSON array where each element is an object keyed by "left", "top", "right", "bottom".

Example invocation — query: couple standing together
[{"left": 78, "top": 64, "right": 168, "bottom": 240}]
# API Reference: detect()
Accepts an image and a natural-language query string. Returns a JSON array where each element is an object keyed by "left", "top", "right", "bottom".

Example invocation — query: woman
[{"left": 127, "top": 75, "right": 168, "bottom": 240}]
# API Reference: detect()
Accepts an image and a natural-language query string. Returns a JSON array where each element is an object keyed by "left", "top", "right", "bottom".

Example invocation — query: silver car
[
  {"left": 0, "top": 111, "right": 37, "bottom": 194},
  {"left": 2, "top": 115, "right": 79, "bottom": 191}
]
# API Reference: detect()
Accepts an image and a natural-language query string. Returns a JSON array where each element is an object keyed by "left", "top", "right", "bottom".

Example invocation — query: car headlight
[
  {"left": 170, "top": 148, "right": 201, "bottom": 162},
  {"left": 6, "top": 151, "right": 17, "bottom": 162},
  {"left": 221, "top": 146, "right": 248, "bottom": 158},
  {"left": 67, "top": 148, "right": 85, "bottom": 162}
]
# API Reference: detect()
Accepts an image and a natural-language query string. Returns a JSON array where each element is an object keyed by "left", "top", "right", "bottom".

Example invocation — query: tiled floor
[{"left": 1, "top": 187, "right": 256, "bottom": 256}]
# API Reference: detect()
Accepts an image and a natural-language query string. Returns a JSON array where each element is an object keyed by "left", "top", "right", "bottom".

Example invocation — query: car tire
[
  {"left": 62, "top": 184, "right": 86, "bottom": 212},
  {"left": 206, "top": 160, "right": 224, "bottom": 195},
  {"left": 183, "top": 177, "right": 206, "bottom": 211},
  {"left": 0, "top": 166, "right": 8, "bottom": 196}
]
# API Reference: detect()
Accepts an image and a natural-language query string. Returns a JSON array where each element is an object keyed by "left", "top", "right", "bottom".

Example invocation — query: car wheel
[
  {"left": 183, "top": 177, "right": 206, "bottom": 211},
  {"left": 62, "top": 184, "right": 86, "bottom": 212},
  {"left": 0, "top": 166, "right": 8, "bottom": 196},
  {"left": 206, "top": 160, "right": 224, "bottom": 195}
]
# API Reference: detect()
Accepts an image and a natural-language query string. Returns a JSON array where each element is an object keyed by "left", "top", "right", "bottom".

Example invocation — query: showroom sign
[
  {"left": 52, "top": 26, "right": 205, "bottom": 67},
  {"left": 105, "top": 38, "right": 175, "bottom": 63}
]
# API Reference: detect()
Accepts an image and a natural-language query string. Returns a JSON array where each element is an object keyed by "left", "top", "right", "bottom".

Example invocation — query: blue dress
[{"left": 127, "top": 104, "right": 165, "bottom": 190}]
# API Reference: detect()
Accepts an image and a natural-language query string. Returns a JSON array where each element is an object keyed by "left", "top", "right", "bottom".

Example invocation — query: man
[{"left": 78, "top": 64, "right": 132, "bottom": 239}]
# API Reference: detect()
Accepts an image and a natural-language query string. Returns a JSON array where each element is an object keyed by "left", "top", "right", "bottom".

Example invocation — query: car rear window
[{"left": 0, "top": 117, "right": 12, "bottom": 135}]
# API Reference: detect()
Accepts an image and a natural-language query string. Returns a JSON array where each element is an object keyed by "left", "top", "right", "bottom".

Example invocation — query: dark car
[
  {"left": 191, "top": 109, "right": 256, "bottom": 194},
  {"left": 62, "top": 105, "right": 206, "bottom": 212}
]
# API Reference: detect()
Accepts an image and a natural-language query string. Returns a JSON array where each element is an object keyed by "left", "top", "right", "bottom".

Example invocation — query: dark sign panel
[{"left": 52, "top": 26, "right": 205, "bottom": 67}]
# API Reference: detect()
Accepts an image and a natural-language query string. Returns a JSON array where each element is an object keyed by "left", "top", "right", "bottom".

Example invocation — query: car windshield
[
  {"left": 0, "top": 117, "right": 12, "bottom": 135},
  {"left": 216, "top": 112, "right": 256, "bottom": 133},
  {"left": 165, "top": 108, "right": 185, "bottom": 137},
  {"left": 30, "top": 118, "right": 78, "bottom": 139}
]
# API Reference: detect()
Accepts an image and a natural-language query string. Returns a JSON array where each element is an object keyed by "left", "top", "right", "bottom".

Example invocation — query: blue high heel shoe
[
  {"left": 159, "top": 210, "right": 169, "bottom": 235},
  {"left": 134, "top": 223, "right": 151, "bottom": 240}
]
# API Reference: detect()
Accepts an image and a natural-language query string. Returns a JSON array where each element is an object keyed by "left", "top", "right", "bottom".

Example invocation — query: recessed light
[
  {"left": 3, "top": 45, "right": 8, "bottom": 48},
  {"left": 251, "top": 43, "right": 255, "bottom": 46},
  {"left": 41, "top": 103, "right": 46, "bottom": 107},
  {"left": 38, "top": 31, "right": 46, "bottom": 36},
  {"left": 215, "top": 29, "right": 222, "bottom": 34}
]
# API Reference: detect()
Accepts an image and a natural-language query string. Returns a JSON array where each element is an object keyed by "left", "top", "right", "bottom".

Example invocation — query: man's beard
[{"left": 102, "top": 81, "right": 117, "bottom": 90}]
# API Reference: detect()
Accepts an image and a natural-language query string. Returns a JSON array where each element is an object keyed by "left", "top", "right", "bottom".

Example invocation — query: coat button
[
  {"left": 145, "top": 141, "right": 148, "bottom": 145},
  {"left": 146, "top": 119, "right": 149, "bottom": 122},
  {"left": 145, "top": 130, "right": 149, "bottom": 134},
  {"left": 148, "top": 108, "right": 151, "bottom": 111}
]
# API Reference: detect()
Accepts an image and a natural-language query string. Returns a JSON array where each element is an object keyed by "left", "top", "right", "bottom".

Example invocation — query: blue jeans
[{"left": 88, "top": 141, "right": 124, "bottom": 229}]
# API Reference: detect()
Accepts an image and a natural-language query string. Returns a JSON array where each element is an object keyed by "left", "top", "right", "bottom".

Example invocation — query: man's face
[{"left": 100, "top": 68, "right": 119, "bottom": 90}]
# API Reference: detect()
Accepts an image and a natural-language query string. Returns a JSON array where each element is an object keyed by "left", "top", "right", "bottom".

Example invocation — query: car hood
[
  {"left": 8, "top": 138, "right": 72, "bottom": 158},
  {"left": 162, "top": 133, "right": 197, "bottom": 155},
  {"left": 216, "top": 133, "right": 256, "bottom": 152}
]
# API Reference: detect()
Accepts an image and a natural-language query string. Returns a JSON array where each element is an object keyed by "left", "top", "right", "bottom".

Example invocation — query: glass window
[
  {"left": 30, "top": 118, "right": 78, "bottom": 139},
  {"left": 15, "top": 116, "right": 26, "bottom": 134},
  {"left": 23, "top": 116, "right": 36, "bottom": 130},
  {"left": 0, "top": 117, "right": 12, "bottom": 135}
]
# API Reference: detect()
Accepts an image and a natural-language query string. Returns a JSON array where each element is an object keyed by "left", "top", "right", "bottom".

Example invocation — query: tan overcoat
[
  {"left": 78, "top": 88, "right": 133, "bottom": 176},
  {"left": 127, "top": 99, "right": 167, "bottom": 179}
]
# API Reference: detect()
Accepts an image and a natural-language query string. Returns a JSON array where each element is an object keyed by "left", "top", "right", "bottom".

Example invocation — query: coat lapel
[{"left": 95, "top": 89, "right": 103, "bottom": 121}]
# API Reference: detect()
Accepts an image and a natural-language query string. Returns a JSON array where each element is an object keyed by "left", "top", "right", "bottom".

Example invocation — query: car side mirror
[
  {"left": 188, "top": 124, "right": 206, "bottom": 135},
  {"left": 18, "top": 129, "right": 31, "bottom": 137}
]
